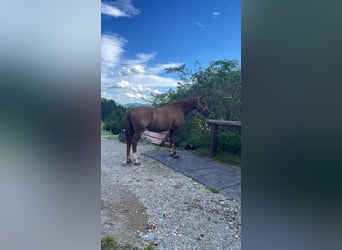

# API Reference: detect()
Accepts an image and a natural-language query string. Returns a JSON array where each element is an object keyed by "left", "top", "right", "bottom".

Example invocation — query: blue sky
[{"left": 101, "top": 0, "right": 240, "bottom": 105}]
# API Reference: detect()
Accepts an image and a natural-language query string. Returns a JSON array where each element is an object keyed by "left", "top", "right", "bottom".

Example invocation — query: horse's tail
[{"left": 124, "top": 109, "right": 134, "bottom": 144}]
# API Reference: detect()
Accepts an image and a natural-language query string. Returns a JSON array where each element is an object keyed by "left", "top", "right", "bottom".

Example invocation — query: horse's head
[{"left": 196, "top": 96, "right": 209, "bottom": 118}]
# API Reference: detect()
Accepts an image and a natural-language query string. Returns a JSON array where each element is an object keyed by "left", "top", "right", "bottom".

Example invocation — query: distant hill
[{"left": 123, "top": 103, "right": 152, "bottom": 108}]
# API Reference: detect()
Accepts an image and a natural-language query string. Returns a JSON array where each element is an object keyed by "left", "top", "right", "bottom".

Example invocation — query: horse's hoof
[{"left": 133, "top": 161, "right": 141, "bottom": 165}]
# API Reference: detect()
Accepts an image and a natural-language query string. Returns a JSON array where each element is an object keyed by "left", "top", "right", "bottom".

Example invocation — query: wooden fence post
[
  {"left": 207, "top": 119, "right": 241, "bottom": 157},
  {"left": 210, "top": 124, "right": 219, "bottom": 156}
]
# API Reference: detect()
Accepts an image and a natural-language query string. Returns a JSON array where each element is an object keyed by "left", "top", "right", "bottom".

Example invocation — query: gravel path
[{"left": 101, "top": 137, "right": 241, "bottom": 249}]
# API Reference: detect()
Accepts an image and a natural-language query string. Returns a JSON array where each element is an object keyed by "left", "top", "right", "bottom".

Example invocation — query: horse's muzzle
[{"left": 202, "top": 109, "right": 209, "bottom": 118}]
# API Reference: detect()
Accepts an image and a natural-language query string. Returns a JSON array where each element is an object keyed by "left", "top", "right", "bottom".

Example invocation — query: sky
[{"left": 101, "top": 0, "right": 241, "bottom": 105}]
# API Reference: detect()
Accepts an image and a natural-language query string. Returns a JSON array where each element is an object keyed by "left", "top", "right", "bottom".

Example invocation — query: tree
[
  {"left": 101, "top": 98, "right": 127, "bottom": 134},
  {"left": 151, "top": 59, "right": 241, "bottom": 154}
]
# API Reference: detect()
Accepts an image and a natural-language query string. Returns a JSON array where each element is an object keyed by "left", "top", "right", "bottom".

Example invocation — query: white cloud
[
  {"left": 197, "top": 22, "right": 205, "bottom": 28},
  {"left": 111, "top": 80, "right": 130, "bottom": 88},
  {"left": 101, "top": 34, "right": 126, "bottom": 74},
  {"left": 132, "top": 64, "right": 145, "bottom": 74},
  {"left": 101, "top": 3, "right": 126, "bottom": 17},
  {"left": 129, "top": 74, "right": 178, "bottom": 88},
  {"left": 151, "top": 89, "right": 161, "bottom": 95},
  {"left": 101, "top": 91, "right": 113, "bottom": 100},
  {"left": 125, "top": 92, "right": 146, "bottom": 100},
  {"left": 119, "top": 64, "right": 145, "bottom": 75},
  {"left": 212, "top": 12, "right": 221, "bottom": 19},
  {"left": 109, "top": 74, "right": 177, "bottom": 91},
  {"left": 124, "top": 52, "right": 158, "bottom": 66},
  {"left": 101, "top": 34, "right": 182, "bottom": 105},
  {"left": 102, "top": 73, "right": 178, "bottom": 104},
  {"left": 136, "top": 52, "right": 157, "bottom": 62},
  {"left": 101, "top": 0, "right": 140, "bottom": 18}
]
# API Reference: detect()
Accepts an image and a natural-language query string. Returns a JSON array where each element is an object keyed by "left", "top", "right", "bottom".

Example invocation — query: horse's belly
[
  {"left": 146, "top": 125, "right": 168, "bottom": 132},
  {"left": 148, "top": 110, "right": 175, "bottom": 132}
]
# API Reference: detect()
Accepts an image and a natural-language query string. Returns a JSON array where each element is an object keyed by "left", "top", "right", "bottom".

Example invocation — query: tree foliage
[
  {"left": 101, "top": 98, "right": 127, "bottom": 134},
  {"left": 151, "top": 59, "right": 241, "bottom": 154}
]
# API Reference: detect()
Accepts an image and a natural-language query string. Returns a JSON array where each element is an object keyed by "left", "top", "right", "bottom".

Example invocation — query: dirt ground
[
  {"left": 101, "top": 137, "right": 241, "bottom": 249},
  {"left": 101, "top": 184, "right": 148, "bottom": 244},
  {"left": 101, "top": 138, "right": 156, "bottom": 247}
]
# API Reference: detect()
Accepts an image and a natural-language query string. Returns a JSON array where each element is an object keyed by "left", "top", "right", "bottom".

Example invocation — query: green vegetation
[
  {"left": 101, "top": 99, "right": 127, "bottom": 135},
  {"left": 212, "top": 153, "right": 241, "bottom": 167},
  {"left": 101, "top": 234, "right": 154, "bottom": 250},
  {"left": 101, "top": 200, "right": 106, "bottom": 209},
  {"left": 152, "top": 59, "right": 241, "bottom": 163},
  {"left": 101, "top": 129, "right": 118, "bottom": 139},
  {"left": 101, "top": 120, "right": 119, "bottom": 139},
  {"left": 101, "top": 235, "right": 116, "bottom": 250},
  {"left": 194, "top": 148, "right": 241, "bottom": 167},
  {"left": 206, "top": 185, "right": 220, "bottom": 193},
  {"left": 143, "top": 244, "right": 154, "bottom": 250},
  {"left": 101, "top": 59, "right": 241, "bottom": 164}
]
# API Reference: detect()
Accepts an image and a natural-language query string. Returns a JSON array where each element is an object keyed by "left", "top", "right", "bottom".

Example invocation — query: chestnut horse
[{"left": 124, "top": 96, "right": 209, "bottom": 164}]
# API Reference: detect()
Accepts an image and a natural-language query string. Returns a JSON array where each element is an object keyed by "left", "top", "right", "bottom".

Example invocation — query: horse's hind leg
[{"left": 132, "top": 131, "right": 143, "bottom": 165}]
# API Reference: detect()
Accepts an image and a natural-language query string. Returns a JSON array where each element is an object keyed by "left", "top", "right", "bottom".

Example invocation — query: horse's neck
[{"left": 178, "top": 99, "right": 196, "bottom": 115}]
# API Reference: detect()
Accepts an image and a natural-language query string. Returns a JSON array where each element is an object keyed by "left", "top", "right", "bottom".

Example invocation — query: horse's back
[
  {"left": 128, "top": 104, "right": 184, "bottom": 132},
  {"left": 130, "top": 106, "right": 154, "bottom": 117}
]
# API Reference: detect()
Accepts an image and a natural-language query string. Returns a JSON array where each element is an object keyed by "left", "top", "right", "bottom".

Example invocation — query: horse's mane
[
  {"left": 165, "top": 97, "right": 199, "bottom": 115},
  {"left": 167, "top": 97, "right": 198, "bottom": 107}
]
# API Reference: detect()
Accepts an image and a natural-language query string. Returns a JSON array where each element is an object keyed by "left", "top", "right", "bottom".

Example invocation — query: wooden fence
[{"left": 206, "top": 119, "right": 241, "bottom": 156}]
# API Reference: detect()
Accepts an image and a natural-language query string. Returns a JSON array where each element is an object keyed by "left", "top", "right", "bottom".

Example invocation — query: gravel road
[{"left": 101, "top": 137, "right": 241, "bottom": 249}]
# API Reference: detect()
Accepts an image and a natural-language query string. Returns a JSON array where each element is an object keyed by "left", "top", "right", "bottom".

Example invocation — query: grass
[
  {"left": 101, "top": 235, "right": 154, "bottom": 250},
  {"left": 101, "top": 121, "right": 119, "bottom": 139},
  {"left": 143, "top": 244, "right": 154, "bottom": 250},
  {"left": 192, "top": 148, "right": 241, "bottom": 167},
  {"left": 101, "top": 235, "right": 116, "bottom": 250},
  {"left": 212, "top": 153, "right": 241, "bottom": 167},
  {"left": 146, "top": 142, "right": 241, "bottom": 167},
  {"left": 101, "top": 128, "right": 118, "bottom": 139},
  {"left": 101, "top": 200, "right": 106, "bottom": 209},
  {"left": 145, "top": 145, "right": 164, "bottom": 154},
  {"left": 206, "top": 185, "right": 220, "bottom": 193}
]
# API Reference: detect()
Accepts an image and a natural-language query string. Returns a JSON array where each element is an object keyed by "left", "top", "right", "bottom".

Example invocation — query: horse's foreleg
[
  {"left": 169, "top": 130, "right": 174, "bottom": 154},
  {"left": 170, "top": 129, "right": 179, "bottom": 157},
  {"left": 132, "top": 142, "right": 139, "bottom": 164},
  {"left": 126, "top": 141, "right": 132, "bottom": 163},
  {"left": 132, "top": 131, "right": 143, "bottom": 165}
]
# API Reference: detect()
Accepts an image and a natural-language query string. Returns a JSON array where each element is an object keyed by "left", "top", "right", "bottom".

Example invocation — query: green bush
[
  {"left": 177, "top": 112, "right": 210, "bottom": 148},
  {"left": 217, "top": 129, "right": 241, "bottom": 155},
  {"left": 102, "top": 98, "right": 127, "bottom": 135},
  {"left": 101, "top": 235, "right": 116, "bottom": 250},
  {"left": 103, "top": 109, "right": 126, "bottom": 135},
  {"left": 180, "top": 129, "right": 210, "bottom": 148}
]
